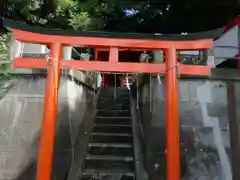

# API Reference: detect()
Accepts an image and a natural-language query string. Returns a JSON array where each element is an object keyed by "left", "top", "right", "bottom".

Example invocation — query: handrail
[
  {"left": 136, "top": 103, "right": 145, "bottom": 141},
  {"left": 67, "top": 74, "right": 97, "bottom": 92}
]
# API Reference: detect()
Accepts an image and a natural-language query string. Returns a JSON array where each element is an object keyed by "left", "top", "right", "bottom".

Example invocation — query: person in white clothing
[
  {"left": 125, "top": 75, "right": 130, "bottom": 90},
  {"left": 97, "top": 72, "right": 102, "bottom": 89}
]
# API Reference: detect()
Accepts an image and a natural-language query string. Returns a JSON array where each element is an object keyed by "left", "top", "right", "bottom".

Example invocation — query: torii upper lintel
[
  {"left": 3, "top": 18, "right": 213, "bottom": 75},
  {"left": 3, "top": 17, "right": 216, "bottom": 50}
]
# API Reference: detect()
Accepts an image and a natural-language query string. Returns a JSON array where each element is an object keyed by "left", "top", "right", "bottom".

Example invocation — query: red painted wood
[
  {"left": 61, "top": 60, "right": 166, "bottom": 73},
  {"left": 14, "top": 58, "right": 48, "bottom": 68},
  {"left": 179, "top": 64, "right": 211, "bottom": 76},
  {"left": 165, "top": 48, "right": 180, "bottom": 180},
  {"left": 36, "top": 43, "right": 61, "bottom": 180},
  {"left": 13, "top": 29, "right": 212, "bottom": 50},
  {"left": 236, "top": 53, "right": 240, "bottom": 70},
  {"left": 224, "top": 15, "right": 240, "bottom": 33},
  {"left": 14, "top": 58, "right": 211, "bottom": 75},
  {"left": 109, "top": 47, "right": 119, "bottom": 62}
]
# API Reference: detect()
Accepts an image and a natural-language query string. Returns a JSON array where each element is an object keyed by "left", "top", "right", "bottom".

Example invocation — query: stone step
[
  {"left": 99, "top": 89, "right": 129, "bottom": 96},
  {"left": 85, "top": 155, "right": 134, "bottom": 161},
  {"left": 97, "top": 103, "right": 130, "bottom": 110},
  {"left": 98, "top": 96, "right": 129, "bottom": 100},
  {"left": 81, "top": 169, "right": 135, "bottom": 180},
  {"left": 88, "top": 143, "right": 133, "bottom": 148},
  {"left": 99, "top": 94, "right": 129, "bottom": 99},
  {"left": 91, "top": 133, "right": 132, "bottom": 137},
  {"left": 95, "top": 117, "right": 131, "bottom": 125},
  {"left": 90, "top": 134, "right": 132, "bottom": 144},
  {"left": 97, "top": 110, "right": 130, "bottom": 117},
  {"left": 88, "top": 143, "right": 133, "bottom": 157},
  {"left": 98, "top": 97, "right": 130, "bottom": 104},
  {"left": 95, "top": 124, "right": 131, "bottom": 127},
  {"left": 93, "top": 125, "right": 132, "bottom": 134},
  {"left": 83, "top": 157, "right": 134, "bottom": 172},
  {"left": 80, "top": 87, "right": 135, "bottom": 180}
]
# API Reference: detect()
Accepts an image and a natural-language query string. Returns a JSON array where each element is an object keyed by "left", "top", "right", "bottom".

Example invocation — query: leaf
[{"left": 57, "top": 0, "right": 74, "bottom": 9}]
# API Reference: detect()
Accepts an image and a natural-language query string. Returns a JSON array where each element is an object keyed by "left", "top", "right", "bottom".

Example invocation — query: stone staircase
[{"left": 81, "top": 88, "right": 135, "bottom": 180}]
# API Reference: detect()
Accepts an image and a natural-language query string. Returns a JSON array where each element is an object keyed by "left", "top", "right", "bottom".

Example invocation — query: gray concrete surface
[
  {"left": 0, "top": 73, "right": 97, "bottom": 180},
  {"left": 138, "top": 77, "right": 232, "bottom": 180},
  {"left": 227, "top": 82, "right": 240, "bottom": 180}
]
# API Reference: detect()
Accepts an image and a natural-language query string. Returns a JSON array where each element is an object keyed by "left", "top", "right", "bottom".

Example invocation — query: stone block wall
[
  {"left": 138, "top": 77, "right": 232, "bottom": 180},
  {"left": 0, "top": 74, "right": 97, "bottom": 180}
]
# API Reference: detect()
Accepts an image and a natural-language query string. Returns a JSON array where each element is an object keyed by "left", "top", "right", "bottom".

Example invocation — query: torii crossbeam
[{"left": 3, "top": 18, "right": 215, "bottom": 180}]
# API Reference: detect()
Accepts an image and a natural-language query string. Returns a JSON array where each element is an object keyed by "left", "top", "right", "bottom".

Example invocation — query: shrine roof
[
  {"left": 2, "top": 18, "right": 224, "bottom": 41},
  {"left": 224, "top": 15, "right": 240, "bottom": 33}
]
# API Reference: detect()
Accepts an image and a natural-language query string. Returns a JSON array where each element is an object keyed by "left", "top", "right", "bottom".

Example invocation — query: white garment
[
  {"left": 97, "top": 72, "right": 102, "bottom": 88},
  {"left": 126, "top": 76, "right": 130, "bottom": 90}
]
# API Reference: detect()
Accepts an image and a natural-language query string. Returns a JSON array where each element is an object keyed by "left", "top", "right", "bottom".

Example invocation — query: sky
[{"left": 124, "top": 9, "right": 139, "bottom": 16}]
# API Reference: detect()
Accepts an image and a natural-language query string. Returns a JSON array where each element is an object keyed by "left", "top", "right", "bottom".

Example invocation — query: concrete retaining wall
[
  {"left": 0, "top": 74, "right": 97, "bottom": 180},
  {"left": 138, "top": 77, "right": 233, "bottom": 180}
]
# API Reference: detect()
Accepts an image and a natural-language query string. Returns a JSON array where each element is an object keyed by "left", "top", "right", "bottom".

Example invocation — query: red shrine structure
[{"left": 3, "top": 18, "right": 215, "bottom": 180}]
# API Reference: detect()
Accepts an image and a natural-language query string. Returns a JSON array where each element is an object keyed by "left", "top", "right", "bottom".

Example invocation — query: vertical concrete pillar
[
  {"left": 62, "top": 46, "right": 72, "bottom": 60},
  {"left": 9, "top": 39, "right": 22, "bottom": 60},
  {"left": 227, "top": 82, "right": 240, "bottom": 180},
  {"left": 206, "top": 48, "right": 215, "bottom": 68},
  {"left": 153, "top": 50, "right": 164, "bottom": 63}
]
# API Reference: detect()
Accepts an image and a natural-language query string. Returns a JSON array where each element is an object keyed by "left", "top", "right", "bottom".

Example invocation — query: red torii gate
[{"left": 7, "top": 20, "right": 212, "bottom": 180}]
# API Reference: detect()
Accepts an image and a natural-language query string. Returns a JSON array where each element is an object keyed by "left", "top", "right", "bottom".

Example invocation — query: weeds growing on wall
[
  {"left": 0, "top": 32, "right": 11, "bottom": 75},
  {"left": 0, "top": 32, "right": 14, "bottom": 100},
  {"left": 0, "top": 33, "right": 10, "bottom": 61}
]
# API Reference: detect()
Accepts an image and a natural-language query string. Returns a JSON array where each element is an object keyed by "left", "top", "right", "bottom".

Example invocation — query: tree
[{"left": 1, "top": 0, "right": 240, "bottom": 33}]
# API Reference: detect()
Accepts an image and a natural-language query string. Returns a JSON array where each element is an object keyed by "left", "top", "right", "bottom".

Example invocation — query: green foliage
[
  {"left": 0, "top": 0, "right": 238, "bottom": 74},
  {"left": 0, "top": 33, "right": 10, "bottom": 61},
  {"left": 57, "top": 0, "right": 74, "bottom": 10},
  {"left": 69, "top": 11, "right": 91, "bottom": 30},
  {"left": 2, "top": 0, "right": 240, "bottom": 33},
  {"left": 0, "top": 32, "right": 11, "bottom": 75}
]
